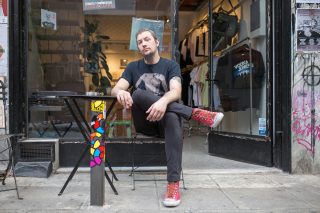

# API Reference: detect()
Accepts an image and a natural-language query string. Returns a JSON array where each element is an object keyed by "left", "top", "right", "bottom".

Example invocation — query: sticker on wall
[
  {"left": 296, "top": 8, "right": 320, "bottom": 52},
  {"left": 41, "top": 9, "right": 57, "bottom": 30},
  {"left": 129, "top": 18, "right": 164, "bottom": 51},
  {"left": 259, "top": 118, "right": 266, "bottom": 136},
  {"left": 91, "top": 100, "right": 105, "bottom": 112}
]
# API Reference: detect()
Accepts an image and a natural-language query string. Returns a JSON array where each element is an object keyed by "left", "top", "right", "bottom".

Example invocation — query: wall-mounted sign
[
  {"left": 41, "top": 9, "right": 57, "bottom": 30},
  {"left": 83, "top": 0, "right": 115, "bottom": 11},
  {"left": 296, "top": 8, "right": 320, "bottom": 52},
  {"left": 129, "top": 18, "right": 164, "bottom": 51}
]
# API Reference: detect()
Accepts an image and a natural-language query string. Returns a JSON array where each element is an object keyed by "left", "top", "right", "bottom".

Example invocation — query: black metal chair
[
  {"left": 0, "top": 79, "right": 23, "bottom": 199},
  {"left": 106, "top": 107, "right": 186, "bottom": 191},
  {"left": 130, "top": 125, "right": 186, "bottom": 191}
]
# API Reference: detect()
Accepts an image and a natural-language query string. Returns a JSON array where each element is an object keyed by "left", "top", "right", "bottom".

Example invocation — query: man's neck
[{"left": 144, "top": 53, "right": 160, "bottom": 65}]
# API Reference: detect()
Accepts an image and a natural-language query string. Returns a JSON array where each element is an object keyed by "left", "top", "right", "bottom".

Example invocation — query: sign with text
[{"left": 83, "top": 0, "right": 115, "bottom": 11}]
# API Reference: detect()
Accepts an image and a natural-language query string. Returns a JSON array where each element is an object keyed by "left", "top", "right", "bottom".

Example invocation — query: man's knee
[
  {"left": 131, "top": 89, "right": 144, "bottom": 103},
  {"left": 164, "top": 112, "right": 181, "bottom": 128}
]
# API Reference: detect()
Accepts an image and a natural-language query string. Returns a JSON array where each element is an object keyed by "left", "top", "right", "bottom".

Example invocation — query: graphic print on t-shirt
[
  {"left": 135, "top": 73, "right": 168, "bottom": 96},
  {"left": 233, "top": 60, "right": 255, "bottom": 78}
]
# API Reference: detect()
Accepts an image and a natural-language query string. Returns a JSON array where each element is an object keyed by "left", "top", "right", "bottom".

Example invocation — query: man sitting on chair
[{"left": 111, "top": 28, "right": 224, "bottom": 207}]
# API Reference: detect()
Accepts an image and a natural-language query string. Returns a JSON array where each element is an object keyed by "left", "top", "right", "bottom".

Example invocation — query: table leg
[{"left": 58, "top": 144, "right": 89, "bottom": 196}]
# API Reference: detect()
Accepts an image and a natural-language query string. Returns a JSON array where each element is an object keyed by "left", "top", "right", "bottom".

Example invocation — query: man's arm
[
  {"left": 111, "top": 78, "right": 133, "bottom": 109},
  {"left": 161, "top": 76, "right": 182, "bottom": 103},
  {"left": 146, "top": 76, "right": 182, "bottom": 121}
]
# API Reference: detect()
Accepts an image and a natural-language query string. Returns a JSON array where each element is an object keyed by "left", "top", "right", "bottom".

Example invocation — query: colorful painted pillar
[{"left": 89, "top": 100, "right": 106, "bottom": 206}]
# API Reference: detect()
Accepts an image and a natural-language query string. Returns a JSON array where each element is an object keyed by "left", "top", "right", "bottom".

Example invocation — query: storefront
[
  {"left": 207, "top": 0, "right": 289, "bottom": 169},
  {"left": 8, "top": 0, "right": 294, "bottom": 172}
]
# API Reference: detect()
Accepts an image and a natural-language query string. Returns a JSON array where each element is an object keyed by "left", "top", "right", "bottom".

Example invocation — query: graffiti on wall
[{"left": 292, "top": 53, "right": 320, "bottom": 157}]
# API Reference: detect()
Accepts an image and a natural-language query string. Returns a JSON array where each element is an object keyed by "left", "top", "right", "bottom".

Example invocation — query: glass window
[
  {"left": 212, "top": 0, "right": 268, "bottom": 136},
  {"left": 27, "top": 0, "right": 172, "bottom": 138}
]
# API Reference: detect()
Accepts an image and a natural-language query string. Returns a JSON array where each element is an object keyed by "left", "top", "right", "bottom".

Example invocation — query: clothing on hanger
[{"left": 214, "top": 45, "right": 265, "bottom": 111}]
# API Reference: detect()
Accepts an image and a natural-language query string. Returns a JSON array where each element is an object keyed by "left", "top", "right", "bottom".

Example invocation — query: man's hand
[
  {"left": 111, "top": 78, "right": 131, "bottom": 109},
  {"left": 146, "top": 97, "right": 168, "bottom": 121},
  {"left": 116, "top": 90, "right": 133, "bottom": 109}
]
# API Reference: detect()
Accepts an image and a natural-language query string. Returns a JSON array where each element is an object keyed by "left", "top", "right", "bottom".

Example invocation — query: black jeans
[{"left": 131, "top": 89, "right": 193, "bottom": 182}]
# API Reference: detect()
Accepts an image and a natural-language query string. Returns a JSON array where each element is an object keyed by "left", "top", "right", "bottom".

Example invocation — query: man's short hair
[{"left": 135, "top": 28, "right": 158, "bottom": 41}]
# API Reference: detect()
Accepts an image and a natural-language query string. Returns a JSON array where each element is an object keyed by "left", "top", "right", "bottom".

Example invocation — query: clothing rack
[
  {"left": 181, "top": 59, "right": 208, "bottom": 74},
  {"left": 185, "top": 18, "right": 208, "bottom": 38},
  {"left": 214, "top": 0, "right": 249, "bottom": 14},
  {"left": 220, "top": 37, "right": 251, "bottom": 56},
  {"left": 184, "top": 0, "right": 224, "bottom": 37},
  {"left": 226, "top": 0, "right": 249, "bottom": 14},
  {"left": 185, "top": 0, "right": 250, "bottom": 38}
]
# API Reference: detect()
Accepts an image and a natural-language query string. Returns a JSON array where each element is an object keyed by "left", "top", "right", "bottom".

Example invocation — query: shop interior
[{"left": 26, "top": 0, "right": 269, "bottom": 169}]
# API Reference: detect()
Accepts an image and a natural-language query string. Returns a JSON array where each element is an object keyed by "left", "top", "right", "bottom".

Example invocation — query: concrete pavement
[{"left": 1, "top": 167, "right": 320, "bottom": 213}]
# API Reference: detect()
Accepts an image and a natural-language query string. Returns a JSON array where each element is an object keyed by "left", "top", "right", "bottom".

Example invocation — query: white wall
[{"left": 291, "top": 1, "right": 320, "bottom": 174}]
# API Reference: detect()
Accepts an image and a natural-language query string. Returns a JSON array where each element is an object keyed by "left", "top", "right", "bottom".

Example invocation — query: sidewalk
[{"left": 1, "top": 167, "right": 320, "bottom": 213}]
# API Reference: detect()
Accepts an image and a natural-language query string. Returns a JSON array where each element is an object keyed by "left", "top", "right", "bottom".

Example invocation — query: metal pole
[
  {"left": 249, "top": 40, "right": 253, "bottom": 135},
  {"left": 171, "top": 0, "right": 179, "bottom": 62},
  {"left": 208, "top": 0, "right": 213, "bottom": 111},
  {"left": 90, "top": 103, "right": 106, "bottom": 206}
]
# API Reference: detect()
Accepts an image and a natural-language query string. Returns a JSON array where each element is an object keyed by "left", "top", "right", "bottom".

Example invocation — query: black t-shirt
[
  {"left": 121, "top": 57, "right": 181, "bottom": 96},
  {"left": 215, "top": 45, "right": 265, "bottom": 111}
]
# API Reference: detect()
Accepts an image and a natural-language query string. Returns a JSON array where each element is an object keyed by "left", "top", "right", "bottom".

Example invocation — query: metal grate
[{"left": 17, "top": 142, "right": 55, "bottom": 162}]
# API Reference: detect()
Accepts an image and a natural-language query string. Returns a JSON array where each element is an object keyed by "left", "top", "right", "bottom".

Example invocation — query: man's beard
[{"left": 143, "top": 50, "right": 156, "bottom": 61}]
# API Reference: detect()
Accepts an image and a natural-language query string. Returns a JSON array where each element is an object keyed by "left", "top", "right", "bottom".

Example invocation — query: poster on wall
[
  {"left": 41, "top": 9, "right": 57, "bottom": 30},
  {"left": 0, "top": 25, "right": 7, "bottom": 76},
  {"left": 0, "top": 0, "right": 8, "bottom": 24},
  {"left": 297, "top": 0, "right": 320, "bottom": 3},
  {"left": 83, "top": 0, "right": 115, "bottom": 11},
  {"left": 296, "top": 8, "right": 320, "bottom": 52},
  {"left": 296, "top": 1, "right": 320, "bottom": 9},
  {"left": 129, "top": 18, "right": 164, "bottom": 51}
]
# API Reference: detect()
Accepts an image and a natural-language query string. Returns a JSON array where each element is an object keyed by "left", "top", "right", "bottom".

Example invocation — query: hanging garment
[
  {"left": 189, "top": 66, "right": 201, "bottom": 107},
  {"left": 198, "top": 62, "right": 209, "bottom": 107},
  {"left": 214, "top": 44, "right": 265, "bottom": 111},
  {"left": 211, "top": 56, "right": 221, "bottom": 109}
]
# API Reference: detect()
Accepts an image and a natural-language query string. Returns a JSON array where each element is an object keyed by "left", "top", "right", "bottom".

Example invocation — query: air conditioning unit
[{"left": 15, "top": 138, "right": 59, "bottom": 177}]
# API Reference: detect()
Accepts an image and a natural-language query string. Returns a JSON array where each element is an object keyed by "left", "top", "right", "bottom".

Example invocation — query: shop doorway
[{"left": 12, "top": 0, "right": 282, "bottom": 171}]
